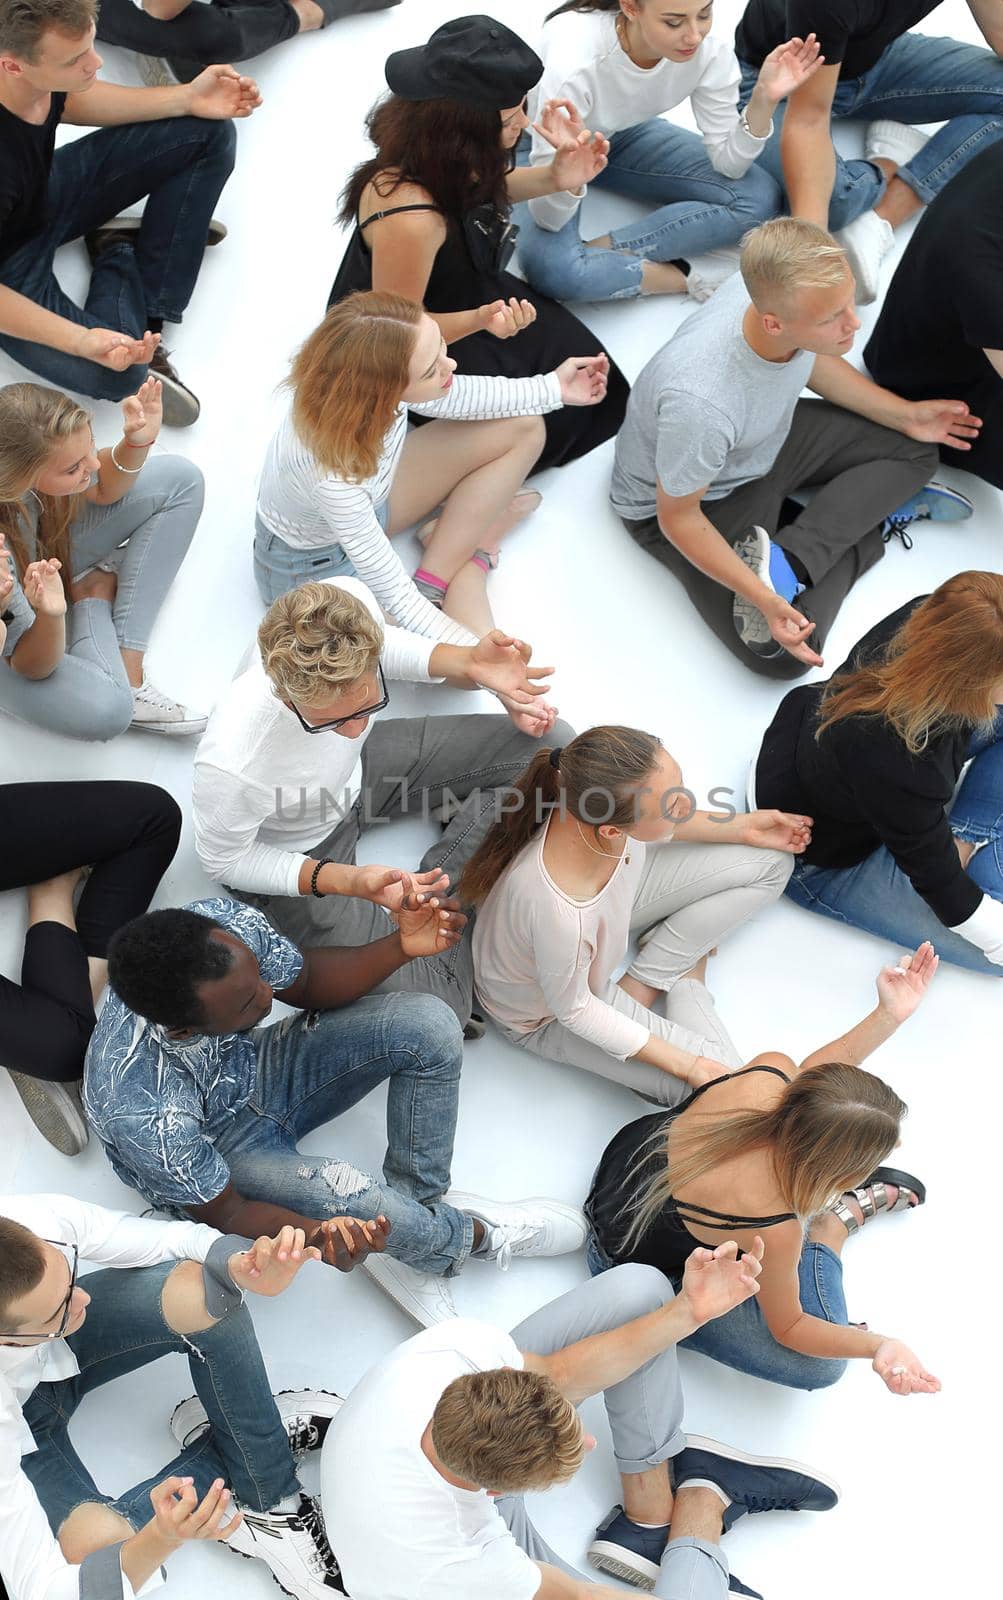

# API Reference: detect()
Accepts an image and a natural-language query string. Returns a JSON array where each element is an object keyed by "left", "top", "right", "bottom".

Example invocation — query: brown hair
[
  {"left": 258, "top": 581, "right": 384, "bottom": 707},
  {"left": 817, "top": 572, "right": 1003, "bottom": 755},
  {"left": 626, "top": 1063, "right": 907, "bottom": 1249},
  {"left": 339, "top": 93, "right": 511, "bottom": 228},
  {"left": 0, "top": 0, "right": 95, "bottom": 59},
  {"left": 459, "top": 725, "right": 663, "bottom": 904},
  {"left": 0, "top": 383, "right": 91, "bottom": 582},
  {"left": 431, "top": 1367, "right": 584, "bottom": 1493},
  {"left": 288, "top": 291, "right": 423, "bottom": 484},
  {"left": 0, "top": 1217, "right": 46, "bottom": 1327}
]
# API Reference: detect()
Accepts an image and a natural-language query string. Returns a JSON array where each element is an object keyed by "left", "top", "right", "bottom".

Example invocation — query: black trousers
[
  {"left": 95, "top": 0, "right": 301, "bottom": 75},
  {"left": 0, "top": 781, "right": 181, "bottom": 1083}
]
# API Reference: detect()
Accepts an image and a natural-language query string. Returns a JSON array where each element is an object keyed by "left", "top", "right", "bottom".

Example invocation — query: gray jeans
[
  {"left": 623, "top": 398, "right": 939, "bottom": 680},
  {"left": 497, "top": 840, "right": 788, "bottom": 1103},
  {"left": 237, "top": 711, "right": 575, "bottom": 1025},
  {"left": 499, "top": 1265, "right": 729, "bottom": 1599},
  {"left": 0, "top": 455, "right": 203, "bottom": 741}
]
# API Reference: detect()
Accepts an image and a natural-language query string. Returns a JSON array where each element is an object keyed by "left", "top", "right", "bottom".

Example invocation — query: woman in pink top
[{"left": 463, "top": 724, "right": 811, "bottom": 1103}]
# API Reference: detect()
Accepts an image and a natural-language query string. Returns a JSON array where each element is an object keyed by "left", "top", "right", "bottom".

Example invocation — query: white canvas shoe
[
  {"left": 130, "top": 678, "right": 207, "bottom": 736},
  {"left": 361, "top": 1253, "right": 458, "bottom": 1326},
  {"left": 448, "top": 1191, "right": 589, "bottom": 1266},
  {"left": 835, "top": 209, "right": 894, "bottom": 305},
  {"left": 225, "top": 1493, "right": 344, "bottom": 1597},
  {"left": 685, "top": 245, "right": 741, "bottom": 302},
  {"left": 171, "top": 1389, "right": 344, "bottom": 1460},
  {"left": 864, "top": 119, "right": 931, "bottom": 169},
  {"left": 4, "top": 1071, "right": 88, "bottom": 1155}
]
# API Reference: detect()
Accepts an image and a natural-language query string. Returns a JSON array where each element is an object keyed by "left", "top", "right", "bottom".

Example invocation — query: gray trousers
[
  {"left": 0, "top": 455, "right": 203, "bottom": 741},
  {"left": 624, "top": 398, "right": 939, "bottom": 680},
  {"left": 238, "top": 711, "right": 575, "bottom": 1025},
  {"left": 499, "top": 840, "right": 787, "bottom": 1103},
  {"left": 499, "top": 1265, "right": 729, "bottom": 1599}
]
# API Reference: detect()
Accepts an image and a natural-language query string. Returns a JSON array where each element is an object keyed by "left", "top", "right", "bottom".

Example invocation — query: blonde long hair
[
  {"left": 288, "top": 291, "right": 423, "bottom": 484},
  {"left": 625, "top": 1063, "right": 907, "bottom": 1250},
  {"left": 0, "top": 384, "right": 91, "bottom": 580},
  {"left": 817, "top": 571, "right": 1003, "bottom": 755}
]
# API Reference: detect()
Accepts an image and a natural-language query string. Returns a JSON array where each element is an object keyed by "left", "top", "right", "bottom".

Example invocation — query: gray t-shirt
[{"left": 610, "top": 272, "right": 815, "bottom": 518}]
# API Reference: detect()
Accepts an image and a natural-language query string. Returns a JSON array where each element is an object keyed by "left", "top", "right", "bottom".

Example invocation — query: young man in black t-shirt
[
  {"left": 0, "top": 0, "right": 261, "bottom": 424},
  {"left": 735, "top": 0, "right": 1003, "bottom": 303},
  {"left": 865, "top": 142, "right": 1003, "bottom": 491}
]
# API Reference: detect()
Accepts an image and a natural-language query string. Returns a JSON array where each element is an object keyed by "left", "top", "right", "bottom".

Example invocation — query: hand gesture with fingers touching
[
  {"left": 555, "top": 353, "right": 609, "bottom": 407},
  {"left": 22, "top": 559, "right": 66, "bottom": 617},
  {"left": 78, "top": 327, "right": 160, "bottom": 372},
  {"left": 353, "top": 864, "right": 450, "bottom": 912},
  {"left": 872, "top": 1337, "right": 941, "bottom": 1396},
  {"left": 479, "top": 298, "right": 538, "bottom": 340},
  {"left": 763, "top": 594, "right": 823, "bottom": 666},
  {"left": 186, "top": 63, "right": 261, "bottom": 119},
  {"left": 397, "top": 891, "right": 467, "bottom": 958},
  {"left": 680, "top": 1236, "right": 764, "bottom": 1325},
  {"left": 533, "top": 98, "right": 610, "bottom": 190},
  {"left": 495, "top": 692, "right": 560, "bottom": 738},
  {"left": 310, "top": 1214, "right": 390, "bottom": 1271},
  {"left": 228, "top": 1227, "right": 322, "bottom": 1297},
  {"left": 468, "top": 631, "right": 554, "bottom": 703},
  {"left": 148, "top": 1476, "right": 242, "bottom": 1547},
  {"left": 740, "top": 809, "right": 813, "bottom": 854},
  {"left": 121, "top": 377, "right": 163, "bottom": 449},
  {"left": 876, "top": 941, "right": 938, "bottom": 1024}
]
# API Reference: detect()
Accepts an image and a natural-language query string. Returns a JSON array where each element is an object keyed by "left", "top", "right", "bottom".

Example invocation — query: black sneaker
[
  {"left": 675, "top": 1435, "right": 840, "bottom": 1531},
  {"left": 149, "top": 345, "right": 200, "bottom": 428},
  {"left": 5, "top": 1071, "right": 88, "bottom": 1155}
]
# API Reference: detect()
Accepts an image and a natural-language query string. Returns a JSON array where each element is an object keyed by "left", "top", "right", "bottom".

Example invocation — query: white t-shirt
[{"left": 322, "top": 1320, "right": 541, "bottom": 1600}]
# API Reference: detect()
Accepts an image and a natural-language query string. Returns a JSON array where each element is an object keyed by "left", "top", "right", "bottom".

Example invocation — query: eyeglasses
[
  {"left": 0, "top": 1240, "right": 79, "bottom": 1340},
  {"left": 287, "top": 663, "right": 389, "bottom": 735}
]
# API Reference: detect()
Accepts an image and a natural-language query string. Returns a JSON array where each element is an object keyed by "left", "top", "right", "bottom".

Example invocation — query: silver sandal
[{"left": 829, "top": 1165, "right": 926, "bottom": 1236}]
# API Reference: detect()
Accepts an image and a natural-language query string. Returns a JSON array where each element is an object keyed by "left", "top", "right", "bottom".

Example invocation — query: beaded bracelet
[
  {"left": 310, "top": 857, "right": 334, "bottom": 897},
  {"left": 110, "top": 442, "right": 147, "bottom": 474}
]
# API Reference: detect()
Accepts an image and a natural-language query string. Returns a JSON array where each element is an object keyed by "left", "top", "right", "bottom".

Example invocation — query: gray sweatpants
[
  {"left": 623, "top": 398, "right": 938, "bottom": 681},
  {"left": 0, "top": 455, "right": 203, "bottom": 741},
  {"left": 499, "top": 1265, "right": 729, "bottom": 1599},
  {"left": 236, "top": 711, "right": 575, "bottom": 1025},
  {"left": 496, "top": 839, "right": 787, "bottom": 1103}
]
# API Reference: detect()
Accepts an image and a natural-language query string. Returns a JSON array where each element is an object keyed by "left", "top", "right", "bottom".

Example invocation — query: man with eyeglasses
[{"left": 0, "top": 1192, "right": 347, "bottom": 1600}]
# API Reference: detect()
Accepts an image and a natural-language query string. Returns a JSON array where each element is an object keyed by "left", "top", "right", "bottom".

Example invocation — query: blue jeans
[
  {"left": 586, "top": 1234, "right": 848, "bottom": 1391},
  {"left": 739, "top": 32, "right": 1003, "bottom": 229},
  {"left": 21, "top": 1260, "right": 299, "bottom": 1533},
  {"left": 785, "top": 717, "right": 1003, "bottom": 975},
  {"left": 0, "top": 116, "right": 236, "bottom": 400},
  {"left": 516, "top": 117, "right": 781, "bottom": 302},
  {"left": 215, "top": 992, "right": 476, "bottom": 1274},
  {"left": 252, "top": 510, "right": 363, "bottom": 606}
]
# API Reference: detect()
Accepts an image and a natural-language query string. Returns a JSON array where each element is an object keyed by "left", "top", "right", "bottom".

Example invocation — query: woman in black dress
[{"left": 328, "top": 13, "right": 629, "bottom": 472}]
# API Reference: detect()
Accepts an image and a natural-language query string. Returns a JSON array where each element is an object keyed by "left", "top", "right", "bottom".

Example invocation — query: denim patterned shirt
[{"left": 83, "top": 898, "right": 303, "bottom": 1210}]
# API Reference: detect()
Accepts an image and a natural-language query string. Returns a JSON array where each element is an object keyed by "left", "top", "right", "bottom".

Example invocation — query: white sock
[
  {"left": 678, "top": 1478, "right": 731, "bottom": 1509},
  {"left": 628, "top": 1516, "right": 670, "bottom": 1529},
  {"left": 272, "top": 1492, "right": 302, "bottom": 1514}
]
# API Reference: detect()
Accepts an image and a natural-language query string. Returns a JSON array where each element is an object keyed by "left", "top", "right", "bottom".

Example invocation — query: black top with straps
[{"left": 585, "top": 1066, "right": 796, "bottom": 1281}]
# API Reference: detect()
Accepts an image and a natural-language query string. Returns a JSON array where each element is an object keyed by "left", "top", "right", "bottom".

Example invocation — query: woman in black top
[
  {"left": 756, "top": 571, "right": 1003, "bottom": 973},
  {"left": 327, "top": 14, "right": 629, "bottom": 472},
  {"left": 586, "top": 945, "right": 939, "bottom": 1393}
]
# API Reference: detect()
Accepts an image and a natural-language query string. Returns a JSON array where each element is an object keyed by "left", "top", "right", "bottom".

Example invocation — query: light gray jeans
[
  {"left": 500, "top": 1265, "right": 729, "bottom": 1599},
  {"left": 0, "top": 455, "right": 203, "bottom": 741},
  {"left": 494, "top": 839, "right": 788, "bottom": 1104}
]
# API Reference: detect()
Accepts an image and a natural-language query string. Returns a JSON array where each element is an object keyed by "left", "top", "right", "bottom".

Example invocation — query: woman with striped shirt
[{"left": 254, "top": 290, "right": 608, "bottom": 644}]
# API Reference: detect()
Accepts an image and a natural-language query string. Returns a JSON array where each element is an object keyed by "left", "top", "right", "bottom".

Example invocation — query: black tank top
[{"left": 585, "top": 1067, "right": 797, "bottom": 1280}]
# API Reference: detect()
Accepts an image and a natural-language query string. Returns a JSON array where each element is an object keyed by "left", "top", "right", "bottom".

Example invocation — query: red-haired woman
[
  {"left": 756, "top": 571, "right": 1003, "bottom": 973},
  {"left": 328, "top": 14, "right": 629, "bottom": 472}
]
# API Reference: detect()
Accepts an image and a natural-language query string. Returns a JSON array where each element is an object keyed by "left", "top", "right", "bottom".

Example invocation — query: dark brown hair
[
  {"left": 0, "top": 1217, "right": 46, "bottom": 1327},
  {"left": 339, "top": 93, "right": 511, "bottom": 226}
]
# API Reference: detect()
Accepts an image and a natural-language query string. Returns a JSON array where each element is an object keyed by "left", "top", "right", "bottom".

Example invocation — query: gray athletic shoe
[
  {"left": 5, "top": 1071, "right": 88, "bottom": 1155},
  {"left": 731, "top": 527, "right": 786, "bottom": 659}
]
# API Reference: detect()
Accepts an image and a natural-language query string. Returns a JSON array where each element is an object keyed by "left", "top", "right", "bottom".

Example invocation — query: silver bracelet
[
  {"left": 110, "top": 441, "right": 147, "bottom": 474},
  {"left": 739, "top": 106, "right": 772, "bottom": 141}
]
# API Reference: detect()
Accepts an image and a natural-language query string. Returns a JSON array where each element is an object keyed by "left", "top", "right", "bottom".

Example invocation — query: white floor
[{"left": 0, "top": 1, "right": 995, "bottom": 1595}]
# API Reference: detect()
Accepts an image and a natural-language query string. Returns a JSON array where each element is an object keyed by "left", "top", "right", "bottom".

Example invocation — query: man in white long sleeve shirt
[
  {"left": 0, "top": 1194, "right": 343, "bottom": 1600},
  {"left": 192, "top": 576, "right": 573, "bottom": 1024}
]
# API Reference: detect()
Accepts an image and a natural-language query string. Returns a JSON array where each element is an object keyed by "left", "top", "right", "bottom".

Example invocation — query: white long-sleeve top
[
  {"left": 472, "top": 821, "right": 650, "bottom": 1060},
  {"left": 256, "top": 371, "right": 564, "bottom": 648},
  {"left": 0, "top": 1194, "right": 220, "bottom": 1600},
  {"left": 193, "top": 578, "right": 442, "bottom": 897},
  {"left": 528, "top": 10, "right": 769, "bottom": 233}
]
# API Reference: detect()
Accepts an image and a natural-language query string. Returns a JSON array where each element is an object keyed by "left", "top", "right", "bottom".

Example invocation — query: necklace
[{"left": 575, "top": 819, "right": 630, "bottom": 865}]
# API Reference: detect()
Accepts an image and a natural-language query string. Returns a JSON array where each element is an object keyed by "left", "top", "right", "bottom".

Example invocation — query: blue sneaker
[
  {"left": 588, "top": 1506, "right": 667, "bottom": 1588},
  {"left": 883, "top": 480, "right": 974, "bottom": 547},
  {"left": 675, "top": 1435, "right": 840, "bottom": 1531}
]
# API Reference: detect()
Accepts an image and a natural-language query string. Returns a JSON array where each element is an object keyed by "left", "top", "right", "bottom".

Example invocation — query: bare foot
[{"left": 72, "top": 569, "right": 117, "bottom": 605}]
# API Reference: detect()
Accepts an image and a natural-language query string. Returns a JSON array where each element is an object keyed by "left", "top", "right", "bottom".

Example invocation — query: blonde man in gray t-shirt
[{"left": 610, "top": 218, "right": 979, "bottom": 679}]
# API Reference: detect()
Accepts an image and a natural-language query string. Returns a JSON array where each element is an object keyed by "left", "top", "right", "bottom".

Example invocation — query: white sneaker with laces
[
  {"left": 135, "top": 54, "right": 177, "bottom": 87},
  {"left": 130, "top": 677, "right": 207, "bottom": 736},
  {"left": 448, "top": 1191, "right": 588, "bottom": 1267},
  {"left": 864, "top": 119, "right": 931, "bottom": 169},
  {"left": 685, "top": 245, "right": 741, "bottom": 302},
  {"left": 361, "top": 1253, "right": 458, "bottom": 1326},
  {"left": 171, "top": 1389, "right": 344, "bottom": 1460},
  {"left": 835, "top": 208, "right": 894, "bottom": 305},
  {"left": 225, "top": 1493, "right": 343, "bottom": 1598}
]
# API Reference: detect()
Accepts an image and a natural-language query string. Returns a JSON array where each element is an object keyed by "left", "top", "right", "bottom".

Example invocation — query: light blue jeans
[
  {"left": 738, "top": 31, "right": 1003, "bottom": 229},
  {"left": 0, "top": 455, "right": 203, "bottom": 740},
  {"left": 785, "top": 717, "right": 1003, "bottom": 975},
  {"left": 516, "top": 117, "right": 781, "bottom": 302},
  {"left": 213, "top": 991, "right": 477, "bottom": 1274},
  {"left": 253, "top": 511, "right": 355, "bottom": 605},
  {"left": 586, "top": 1233, "right": 848, "bottom": 1391}
]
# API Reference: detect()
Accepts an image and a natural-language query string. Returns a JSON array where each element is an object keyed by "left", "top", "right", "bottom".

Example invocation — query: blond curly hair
[
  {"left": 431, "top": 1367, "right": 585, "bottom": 1494},
  {"left": 257, "top": 582, "right": 383, "bottom": 706}
]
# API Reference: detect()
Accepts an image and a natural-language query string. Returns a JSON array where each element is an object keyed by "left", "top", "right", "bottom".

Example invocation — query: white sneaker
[
  {"left": 864, "top": 118, "right": 931, "bottom": 169},
  {"left": 361, "top": 1253, "right": 457, "bottom": 1326},
  {"left": 130, "top": 677, "right": 207, "bottom": 736},
  {"left": 448, "top": 1191, "right": 589, "bottom": 1267},
  {"left": 135, "top": 53, "right": 177, "bottom": 87},
  {"left": 685, "top": 245, "right": 741, "bottom": 303},
  {"left": 835, "top": 209, "right": 894, "bottom": 305},
  {"left": 225, "top": 1493, "right": 343, "bottom": 1598},
  {"left": 171, "top": 1389, "right": 344, "bottom": 1460}
]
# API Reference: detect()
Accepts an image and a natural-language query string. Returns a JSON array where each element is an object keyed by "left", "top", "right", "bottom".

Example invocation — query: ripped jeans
[
  {"left": 20, "top": 1260, "right": 299, "bottom": 1535},
  {"left": 213, "top": 991, "right": 476, "bottom": 1274}
]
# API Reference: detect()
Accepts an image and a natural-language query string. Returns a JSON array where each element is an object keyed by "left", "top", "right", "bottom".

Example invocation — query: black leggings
[{"left": 0, "top": 782, "right": 181, "bottom": 1083}]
